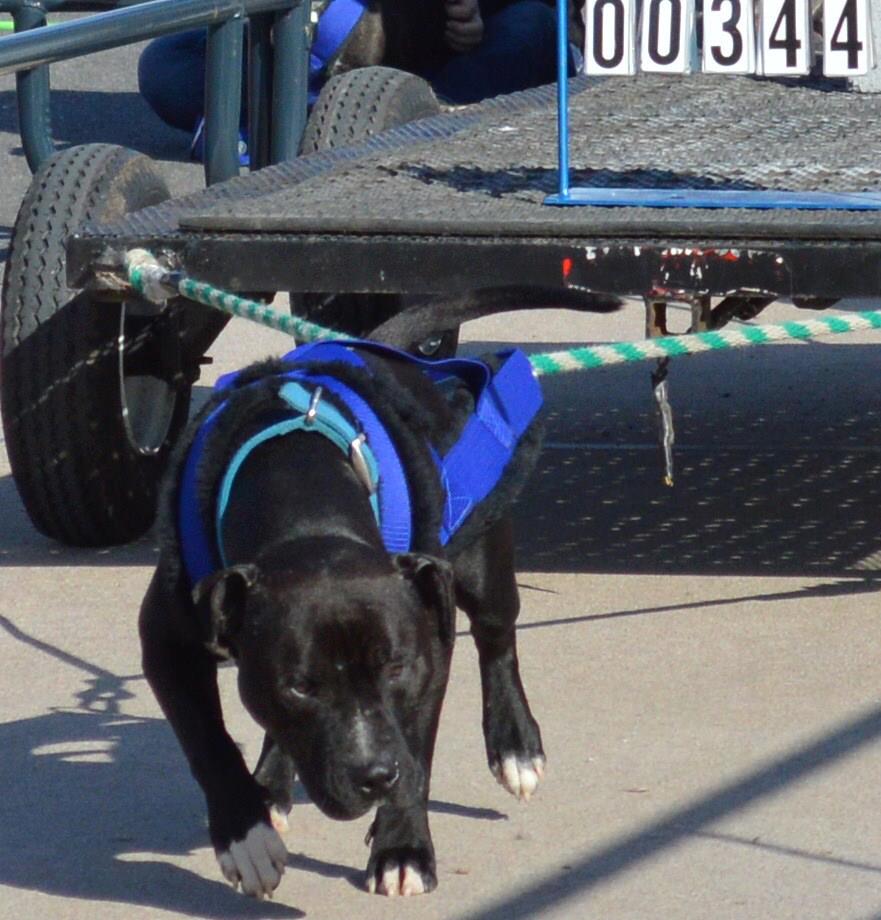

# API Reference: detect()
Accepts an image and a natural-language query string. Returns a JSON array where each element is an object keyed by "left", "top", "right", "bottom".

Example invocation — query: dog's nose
[{"left": 353, "top": 759, "right": 400, "bottom": 797}]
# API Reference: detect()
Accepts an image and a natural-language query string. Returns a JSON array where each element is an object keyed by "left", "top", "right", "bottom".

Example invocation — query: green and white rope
[
  {"left": 126, "top": 248, "right": 347, "bottom": 344},
  {"left": 528, "top": 311, "right": 881, "bottom": 376},
  {"left": 125, "top": 248, "right": 881, "bottom": 376}
]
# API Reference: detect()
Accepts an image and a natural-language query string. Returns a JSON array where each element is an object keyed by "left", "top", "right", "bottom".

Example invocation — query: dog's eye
[{"left": 288, "top": 678, "right": 317, "bottom": 698}]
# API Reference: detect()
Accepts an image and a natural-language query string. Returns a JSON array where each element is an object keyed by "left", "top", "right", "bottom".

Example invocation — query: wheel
[
  {"left": 300, "top": 66, "right": 440, "bottom": 155},
  {"left": 1, "top": 143, "right": 192, "bottom": 546},
  {"left": 298, "top": 67, "right": 457, "bottom": 356}
]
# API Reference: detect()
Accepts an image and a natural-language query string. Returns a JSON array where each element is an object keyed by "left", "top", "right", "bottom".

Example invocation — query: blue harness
[{"left": 178, "top": 340, "right": 543, "bottom": 586}]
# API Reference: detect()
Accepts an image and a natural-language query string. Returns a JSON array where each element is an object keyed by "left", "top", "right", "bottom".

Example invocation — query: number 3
[{"left": 711, "top": 0, "right": 744, "bottom": 65}]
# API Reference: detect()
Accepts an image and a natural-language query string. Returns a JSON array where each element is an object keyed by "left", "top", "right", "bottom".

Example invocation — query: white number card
[
  {"left": 823, "top": 0, "right": 874, "bottom": 75},
  {"left": 702, "top": 0, "right": 757, "bottom": 73},
  {"left": 584, "top": 0, "right": 638, "bottom": 75},
  {"left": 639, "top": 0, "right": 697, "bottom": 72},
  {"left": 576, "top": 0, "right": 876, "bottom": 75},
  {"left": 759, "top": 0, "right": 812, "bottom": 74}
]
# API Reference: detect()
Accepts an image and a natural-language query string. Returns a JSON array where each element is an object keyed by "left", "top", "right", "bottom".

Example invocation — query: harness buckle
[
  {"left": 305, "top": 386, "right": 323, "bottom": 425},
  {"left": 349, "top": 433, "right": 376, "bottom": 495}
]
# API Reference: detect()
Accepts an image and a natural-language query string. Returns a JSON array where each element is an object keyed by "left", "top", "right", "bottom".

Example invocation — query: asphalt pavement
[{"left": 3, "top": 31, "right": 881, "bottom": 920}]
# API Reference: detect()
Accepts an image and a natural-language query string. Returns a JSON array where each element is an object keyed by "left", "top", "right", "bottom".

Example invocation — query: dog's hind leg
[
  {"left": 453, "top": 516, "right": 546, "bottom": 801},
  {"left": 253, "top": 735, "right": 297, "bottom": 833}
]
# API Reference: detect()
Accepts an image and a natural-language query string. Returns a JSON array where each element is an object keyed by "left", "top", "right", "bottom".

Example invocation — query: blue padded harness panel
[{"left": 178, "top": 339, "right": 542, "bottom": 586}]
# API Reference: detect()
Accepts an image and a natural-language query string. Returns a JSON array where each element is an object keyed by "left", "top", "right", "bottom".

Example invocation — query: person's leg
[
  {"left": 138, "top": 30, "right": 208, "bottom": 132},
  {"left": 428, "top": 0, "right": 561, "bottom": 104}
]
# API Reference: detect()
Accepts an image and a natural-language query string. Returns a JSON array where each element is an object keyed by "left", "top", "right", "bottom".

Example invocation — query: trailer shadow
[
  {"left": 494, "top": 338, "right": 881, "bottom": 576},
  {"left": 452, "top": 703, "right": 881, "bottom": 920},
  {"left": 3, "top": 335, "right": 881, "bottom": 575},
  {"left": 0, "top": 88, "right": 192, "bottom": 163}
]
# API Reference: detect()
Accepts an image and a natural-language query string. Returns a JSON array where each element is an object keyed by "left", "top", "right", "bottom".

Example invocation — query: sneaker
[{"left": 190, "top": 117, "right": 250, "bottom": 167}]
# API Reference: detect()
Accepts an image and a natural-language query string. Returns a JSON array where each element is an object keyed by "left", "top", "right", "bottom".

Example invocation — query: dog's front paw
[
  {"left": 491, "top": 753, "right": 546, "bottom": 802},
  {"left": 216, "top": 822, "right": 288, "bottom": 899},
  {"left": 366, "top": 847, "right": 437, "bottom": 897},
  {"left": 269, "top": 803, "right": 291, "bottom": 834}
]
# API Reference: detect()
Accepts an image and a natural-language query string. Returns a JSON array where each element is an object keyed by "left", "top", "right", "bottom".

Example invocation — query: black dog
[{"left": 140, "top": 289, "right": 619, "bottom": 899}]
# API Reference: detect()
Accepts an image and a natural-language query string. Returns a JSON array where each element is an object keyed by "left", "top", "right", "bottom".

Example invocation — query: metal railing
[{"left": 0, "top": 0, "right": 309, "bottom": 183}]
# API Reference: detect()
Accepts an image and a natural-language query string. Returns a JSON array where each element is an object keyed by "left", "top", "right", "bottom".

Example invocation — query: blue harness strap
[
  {"left": 178, "top": 339, "right": 542, "bottom": 586},
  {"left": 288, "top": 340, "right": 543, "bottom": 545}
]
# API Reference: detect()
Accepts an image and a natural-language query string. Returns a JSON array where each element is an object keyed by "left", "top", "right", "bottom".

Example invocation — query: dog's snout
[{"left": 353, "top": 758, "right": 400, "bottom": 797}]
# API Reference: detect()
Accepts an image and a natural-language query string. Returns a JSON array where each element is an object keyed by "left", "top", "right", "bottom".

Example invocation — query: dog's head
[{"left": 193, "top": 549, "right": 456, "bottom": 819}]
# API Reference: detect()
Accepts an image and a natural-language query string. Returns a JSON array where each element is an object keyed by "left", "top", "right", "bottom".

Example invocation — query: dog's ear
[
  {"left": 191, "top": 564, "right": 259, "bottom": 659},
  {"left": 393, "top": 553, "right": 456, "bottom": 645}
]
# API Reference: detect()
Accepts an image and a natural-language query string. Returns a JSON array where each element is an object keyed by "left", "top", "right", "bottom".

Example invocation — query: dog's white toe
[
  {"left": 494, "top": 754, "right": 546, "bottom": 802},
  {"left": 269, "top": 804, "right": 291, "bottom": 834},
  {"left": 368, "top": 862, "right": 427, "bottom": 896},
  {"left": 400, "top": 864, "right": 426, "bottom": 896},
  {"left": 217, "top": 823, "right": 288, "bottom": 898}
]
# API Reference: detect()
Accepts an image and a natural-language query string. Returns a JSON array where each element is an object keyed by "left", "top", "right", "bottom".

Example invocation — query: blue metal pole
[{"left": 556, "top": 0, "right": 570, "bottom": 200}]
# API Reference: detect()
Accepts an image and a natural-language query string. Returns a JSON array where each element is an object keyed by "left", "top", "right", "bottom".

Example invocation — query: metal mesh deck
[{"left": 178, "top": 74, "right": 881, "bottom": 241}]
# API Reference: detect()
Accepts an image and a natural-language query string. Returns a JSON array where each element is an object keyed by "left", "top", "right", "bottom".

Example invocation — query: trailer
[{"left": 2, "top": 0, "right": 880, "bottom": 546}]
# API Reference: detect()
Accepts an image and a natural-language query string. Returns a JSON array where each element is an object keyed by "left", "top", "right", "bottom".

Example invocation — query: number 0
[
  {"left": 593, "top": 0, "right": 626, "bottom": 67},
  {"left": 646, "top": 0, "right": 683, "bottom": 64}
]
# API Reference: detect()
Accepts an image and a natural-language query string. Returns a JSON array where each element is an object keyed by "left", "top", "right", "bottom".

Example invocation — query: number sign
[
  {"left": 640, "top": 0, "right": 697, "bottom": 71},
  {"left": 581, "top": 0, "right": 874, "bottom": 76},
  {"left": 823, "top": 0, "right": 874, "bottom": 75},
  {"left": 759, "top": 0, "right": 812, "bottom": 74},
  {"left": 702, "top": 0, "right": 757, "bottom": 73},
  {"left": 584, "top": 0, "right": 637, "bottom": 74}
]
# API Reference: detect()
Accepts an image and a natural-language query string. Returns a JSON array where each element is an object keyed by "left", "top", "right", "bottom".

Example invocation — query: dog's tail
[{"left": 368, "top": 286, "right": 622, "bottom": 350}]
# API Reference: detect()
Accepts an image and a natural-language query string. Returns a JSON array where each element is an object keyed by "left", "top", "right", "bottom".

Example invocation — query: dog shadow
[
  {"left": 0, "top": 696, "right": 306, "bottom": 917},
  {"left": 0, "top": 612, "right": 508, "bottom": 913}
]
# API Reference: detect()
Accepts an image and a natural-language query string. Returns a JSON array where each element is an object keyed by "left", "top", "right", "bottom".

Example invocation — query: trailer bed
[{"left": 68, "top": 74, "right": 881, "bottom": 301}]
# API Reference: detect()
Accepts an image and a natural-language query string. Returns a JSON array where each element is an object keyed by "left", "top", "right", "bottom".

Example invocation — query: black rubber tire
[
  {"left": 1, "top": 144, "right": 191, "bottom": 546},
  {"left": 298, "top": 67, "right": 457, "bottom": 356},
  {"left": 300, "top": 66, "right": 441, "bottom": 155}
]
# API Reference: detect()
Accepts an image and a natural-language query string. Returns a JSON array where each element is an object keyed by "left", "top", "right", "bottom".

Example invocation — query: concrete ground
[{"left": 3, "top": 28, "right": 881, "bottom": 920}]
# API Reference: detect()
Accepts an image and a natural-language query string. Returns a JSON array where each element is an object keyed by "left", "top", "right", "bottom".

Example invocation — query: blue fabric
[
  {"left": 437, "top": 348, "right": 541, "bottom": 541},
  {"left": 423, "top": 0, "right": 561, "bottom": 104},
  {"left": 213, "top": 380, "right": 382, "bottom": 569},
  {"left": 309, "top": 0, "right": 369, "bottom": 103},
  {"left": 179, "top": 398, "right": 228, "bottom": 588},
  {"left": 178, "top": 339, "right": 542, "bottom": 586},
  {"left": 275, "top": 340, "right": 544, "bottom": 545},
  {"left": 137, "top": 0, "right": 565, "bottom": 134},
  {"left": 287, "top": 371, "right": 414, "bottom": 552}
]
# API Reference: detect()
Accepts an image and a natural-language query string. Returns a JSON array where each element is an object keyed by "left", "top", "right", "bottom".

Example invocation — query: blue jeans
[
  {"left": 137, "top": 1, "right": 562, "bottom": 131},
  {"left": 424, "top": 1, "right": 560, "bottom": 104}
]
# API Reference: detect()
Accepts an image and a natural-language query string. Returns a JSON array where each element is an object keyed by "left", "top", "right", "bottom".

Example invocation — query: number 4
[
  {"left": 759, "top": 0, "right": 810, "bottom": 74},
  {"left": 823, "top": 0, "right": 872, "bottom": 75}
]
